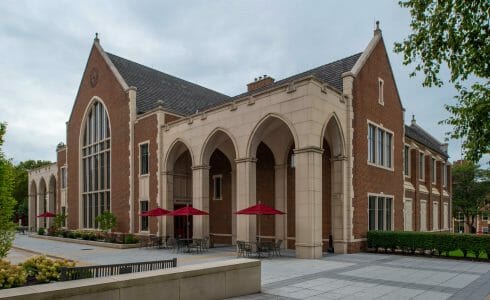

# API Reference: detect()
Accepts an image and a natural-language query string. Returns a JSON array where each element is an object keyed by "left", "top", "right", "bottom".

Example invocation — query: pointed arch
[
  {"left": 200, "top": 127, "right": 238, "bottom": 167},
  {"left": 321, "top": 113, "right": 346, "bottom": 157},
  {"left": 246, "top": 113, "right": 299, "bottom": 162},
  {"left": 165, "top": 138, "right": 195, "bottom": 171}
]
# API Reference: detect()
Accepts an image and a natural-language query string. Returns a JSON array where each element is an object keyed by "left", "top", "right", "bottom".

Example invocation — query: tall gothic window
[{"left": 81, "top": 101, "right": 111, "bottom": 228}]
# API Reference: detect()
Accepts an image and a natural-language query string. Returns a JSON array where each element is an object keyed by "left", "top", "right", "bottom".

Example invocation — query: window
[
  {"left": 140, "top": 200, "right": 148, "bottom": 231},
  {"left": 61, "top": 167, "right": 67, "bottom": 189},
  {"left": 443, "top": 163, "right": 447, "bottom": 187},
  {"left": 482, "top": 212, "right": 489, "bottom": 222},
  {"left": 81, "top": 100, "right": 111, "bottom": 229},
  {"left": 213, "top": 175, "right": 222, "bottom": 200},
  {"left": 433, "top": 202, "right": 439, "bottom": 230},
  {"left": 61, "top": 206, "right": 66, "bottom": 227},
  {"left": 432, "top": 158, "right": 436, "bottom": 184},
  {"left": 367, "top": 122, "right": 393, "bottom": 169},
  {"left": 368, "top": 195, "right": 393, "bottom": 231},
  {"left": 419, "top": 152, "right": 425, "bottom": 180},
  {"left": 140, "top": 143, "right": 149, "bottom": 175},
  {"left": 403, "top": 145, "right": 410, "bottom": 176},
  {"left": 368, "top": 124, "right": 376, "bottom": 163},
  {"left": 378, "top": 78, "right": 384, "bottom": 105}
]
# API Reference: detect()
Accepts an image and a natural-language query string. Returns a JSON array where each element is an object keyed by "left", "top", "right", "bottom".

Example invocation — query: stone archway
[
  {"left": 29, "top": 180, "right": 37, "bottom": 230},
  {"left": 48, "top": 175, "right": 57, "bottom": 227},
  {"left": 201, "top": 129, "right": 238, "bottom": 245},
  {"left": 38, "top": 178, "right": 47, "bottom": 228},
  {"left": 163, "top": 140, "right": 194, "bottom": 238},
  {"left": 322, "top": 115, "right": 346, "bottom": 253}
]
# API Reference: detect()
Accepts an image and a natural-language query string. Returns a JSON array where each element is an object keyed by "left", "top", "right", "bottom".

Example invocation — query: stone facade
[{"left": 28, "top": 26, "right": 452, "bottom": 258}]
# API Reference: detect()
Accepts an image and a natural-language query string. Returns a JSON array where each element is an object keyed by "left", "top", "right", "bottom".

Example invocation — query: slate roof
[
  {"left": 233, "top": 52, "right": 363, "bottom": 99},
  {"left": 106, "top": 51, "right": 362, "bottom": 116},
  {"left": 107, "top": 53, "right": 231, "bottom": 116},
  {"left": 405, "top": 124, "right": 448, "bottom": 158}
]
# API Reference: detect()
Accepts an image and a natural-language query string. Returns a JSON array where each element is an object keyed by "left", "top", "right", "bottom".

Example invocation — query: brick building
[{"left": 28, "top": 24, "right": 452, "bottom": 258}]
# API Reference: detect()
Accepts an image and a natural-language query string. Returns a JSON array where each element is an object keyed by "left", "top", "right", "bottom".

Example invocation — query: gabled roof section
[
  {"left": 107, "top": 53, "right": 231, "bottom": 116},
  {"left": 405, "top": 124, "right": 449, "bottom": 158},
  {"left": 233, "top": 52, "right": 362, "bottom": 99}
]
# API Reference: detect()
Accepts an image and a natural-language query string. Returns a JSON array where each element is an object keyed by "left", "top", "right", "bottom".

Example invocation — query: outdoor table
[
  {"left": 178, "top": 238, "right": 193, "bottom": 253},
  {"left": 254, "top": 241, "right": 274, "bottom": 258}
]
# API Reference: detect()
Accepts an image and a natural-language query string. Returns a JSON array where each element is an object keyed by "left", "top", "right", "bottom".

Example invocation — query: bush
[
  {"left": 0, "top": 230, "right": 15, "bottom": 258},
  {"left": 123, "top": 234, "right": 138, "bottom": 244},
  {"left": 95, "top": 211, "right": 117, "bottom": 233},
  {"left": 20, "top": 255, "right": 75, "bottom": 283},
  {"left": 37, "top": 228, "right": 45, "bottom": 236},
  {"left": 367, "top": 231, "right": 490, "bottom": 259},
  {"left": 0, "top": 260, "right": 27, "bottom": 288}
]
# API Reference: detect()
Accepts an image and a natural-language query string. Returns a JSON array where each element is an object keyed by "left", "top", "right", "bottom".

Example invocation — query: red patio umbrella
[
  {"left": 36, "top": 212, "right": 56, "bottom": 218},
  {"left": 139, "top": 207, "right": 171, "bottom": 217},
  {"left": 234, "top": 202, "right": 285, "bottom": 243},
  {"left": 169, "top": 205, "right": 209, "bottom": 239}
]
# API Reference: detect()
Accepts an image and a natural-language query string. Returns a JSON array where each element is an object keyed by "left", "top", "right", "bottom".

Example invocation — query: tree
[
  {"left": 452, "top": 161, "right": 490, "bottom": 233},
  {"left": 394, "top": 0, "right": 490, "bottom": 163},
  {"left": 0, "top": 123, "right": 16, "bottom": 257},
  {"left": 13, "top": 160, "right": 52, "bottom": 224},
  {"left": 95, "top": 211, "right": 117, "bottom": 233}
]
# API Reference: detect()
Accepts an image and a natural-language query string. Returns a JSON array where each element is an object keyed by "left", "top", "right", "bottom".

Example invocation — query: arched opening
[
  {"left": 322, "top": 115, "right": 345, "bottom": 252},
  {"left": 201, "top": 129, "right": 237, "bottom": 245},
  {"left": 29, "top": 180, "right": 37, "bottom": 230},
  {"left": 248, "top": 115, "right": 296, "bottom": 247},
  {"left": 38, "top": 178, "right": 47, "bottom": 228},
  {"left": 165, "top": 140, "right": 193, "bottom": 238},
  {"left": 80, "top": 100, "right": 111, "bottom": 229}
]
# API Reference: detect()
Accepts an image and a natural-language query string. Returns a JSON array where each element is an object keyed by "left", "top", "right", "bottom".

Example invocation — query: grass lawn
[{"left": 446, "top": 249, "right": 488, "bottom": 259}]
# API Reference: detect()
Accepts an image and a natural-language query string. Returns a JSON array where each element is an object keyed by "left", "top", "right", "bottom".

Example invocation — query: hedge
[{"left": 367, "top": 231, "right": 490, "bottom": 259}]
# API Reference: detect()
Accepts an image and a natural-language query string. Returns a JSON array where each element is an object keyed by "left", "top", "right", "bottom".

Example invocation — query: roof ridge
[
  {"left": 106, "top": 52, "right": 231, "bottom": 98},
  {"left": 410, "top": 123, "right": 444, "bottom": 146}
]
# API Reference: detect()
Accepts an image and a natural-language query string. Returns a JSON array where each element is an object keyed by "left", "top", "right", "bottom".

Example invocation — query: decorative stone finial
[
  {"left": 94, "top": 32, "right": 99, "bottom": 43},
  {"left": 411, "top": 114, "right": 416, "bottom": 125},
  {"left": 374, "top": 20, "right": 381, "bottom": 36}
]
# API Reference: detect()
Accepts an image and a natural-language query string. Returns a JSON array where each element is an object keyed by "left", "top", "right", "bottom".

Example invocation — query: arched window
[{"left": 81, "top": 101, "right": 110, "bottom": 228}]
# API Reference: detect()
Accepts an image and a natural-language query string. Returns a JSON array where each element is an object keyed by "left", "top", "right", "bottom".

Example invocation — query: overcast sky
[{"left": 0, "top": 0, "right": 488, "bottom": 165}]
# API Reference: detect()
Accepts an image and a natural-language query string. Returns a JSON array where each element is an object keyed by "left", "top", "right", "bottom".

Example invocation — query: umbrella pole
[{"left": 186, "top": 215, "right": 189, "bottom": 239}]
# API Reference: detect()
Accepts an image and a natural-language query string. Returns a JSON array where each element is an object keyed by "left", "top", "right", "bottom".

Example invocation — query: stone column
[
  {"left": 332, "top": 157, "right": 347, "bottom": 254},
  {"left": 235, "top": 157, "right": 257, "bottom": 242},
  {"left": 160, "top": 171, "right": 174, "bottom": 237},
  {"left": 294, "top": 147, "right": 323, "bottom": 259},
  {"left": 37, "top": 193, "right": 44, "bottom": 229},
  {"left": 274, "top": 164, "right": 287, "bottom": 245},
  {"left": 192, "top": 165, "right": 210, "bottom": 238},
  {"left": 231, "top": 168, "right": 237, "bottom": 244}
]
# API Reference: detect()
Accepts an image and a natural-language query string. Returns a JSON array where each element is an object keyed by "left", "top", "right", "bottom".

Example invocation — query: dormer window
[{"left": 378, "top": 78, "right": 384, "bottom": 105}]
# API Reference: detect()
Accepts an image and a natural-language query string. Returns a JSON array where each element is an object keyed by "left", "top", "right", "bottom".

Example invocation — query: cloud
[{"left": 0, "top": 0, "right": 487, "bottom": 165}]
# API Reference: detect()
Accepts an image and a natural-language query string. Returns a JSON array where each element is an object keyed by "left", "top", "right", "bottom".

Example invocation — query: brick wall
[
  {"left": 351, "top": 38, "right": 405, "bottom": 240},
  {"left": 66, "top": 44, "right": 130, "bottom": 231}
]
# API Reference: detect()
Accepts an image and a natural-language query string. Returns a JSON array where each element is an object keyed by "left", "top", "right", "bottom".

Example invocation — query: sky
[{"left": 0, "top": 0, "right": 488, "bottom": 165}]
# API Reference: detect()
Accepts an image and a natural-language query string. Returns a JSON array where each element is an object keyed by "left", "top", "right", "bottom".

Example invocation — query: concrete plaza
[{"left": 10, "top": 234, "right": 490, "bottom": 299}]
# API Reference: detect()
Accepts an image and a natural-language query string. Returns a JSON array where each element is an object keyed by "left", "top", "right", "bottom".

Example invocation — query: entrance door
[{"left": 173, "top": 204, "right": 192, "bottom": 239}]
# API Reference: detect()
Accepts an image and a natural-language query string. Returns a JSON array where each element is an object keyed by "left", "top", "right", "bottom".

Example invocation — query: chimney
[
  {"left": 411, "top": 114, "right": 417, "bottom": 126},
  {"left": 247, "top": 75, "right": 274, "bottom": 92},
  {"left": 441, "top": 143, "right": 448, "bottom": 153}
]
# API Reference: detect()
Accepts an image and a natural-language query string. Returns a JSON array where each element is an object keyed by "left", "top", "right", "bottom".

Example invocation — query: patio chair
[
  {"left": 256, "top": 241, "right": 273, "bottom": 258},
  {"left": 202, "top": 237, "right": 210, "bottom": 252},
  {"left": 236, "top": 241, "right": 253, "bottom": 258},
  {"left": 188, "top": 239, "right": 203, "bottom": 254},
  {"left": 272, "top": 239, "right": 282, "bottom": 256}
]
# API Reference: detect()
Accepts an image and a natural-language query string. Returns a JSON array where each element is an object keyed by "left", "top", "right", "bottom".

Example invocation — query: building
[{"left": 28, "top": 24, "right": 452, "bottom": 258}]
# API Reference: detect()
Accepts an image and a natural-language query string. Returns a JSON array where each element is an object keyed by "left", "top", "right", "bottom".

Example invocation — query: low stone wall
[
  {"left": 1, "top": 259, "right": 261, "bottom": 300},
  {"left": 28, "top": 234, "right": 140, "bottom": 249}
]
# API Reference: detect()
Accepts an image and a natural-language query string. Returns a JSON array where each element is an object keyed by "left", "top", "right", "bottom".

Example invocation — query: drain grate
[{"left": 80, "top": 248, "right": 93, "bottom": 251}]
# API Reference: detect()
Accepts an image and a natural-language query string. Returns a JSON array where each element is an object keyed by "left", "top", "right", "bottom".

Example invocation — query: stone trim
[
  {"left": 293, "top": 146, "right": 324, "bottom": 155},
  {"left": 235, "top": 157, "right": 257, "bottom": 164},
  {"left": 191, "top": 165, "right": 211, "bottom": 170}
]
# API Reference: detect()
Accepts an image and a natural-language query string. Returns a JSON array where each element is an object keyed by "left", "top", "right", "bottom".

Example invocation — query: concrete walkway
[{"left": 11, "top": 234, "right": 490, "bottom": 299}]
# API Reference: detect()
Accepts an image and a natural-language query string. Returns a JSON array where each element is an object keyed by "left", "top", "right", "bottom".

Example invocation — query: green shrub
[
  {"left": 20, "top": 255, "right": 75, "bottom": 283},
  {"left": 123, "top": 234, "right": 138, "bottom": 244},
  {"left": 0, "top": 260, "right": 27, "bottom": 288},
  {"left": 367, "top": 231, "right": 490, "bottom": 260},
  {"left": 37, "top": 228, "right": 45, "bottom": 236}
]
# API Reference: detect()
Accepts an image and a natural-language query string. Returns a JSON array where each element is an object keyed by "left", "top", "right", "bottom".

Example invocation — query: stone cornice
[
  {"left": 235, "top": 157, "right": 258, "bottom": 164},
  {"left": 293, "top": 146, "right": 324, "bottom": 155}
]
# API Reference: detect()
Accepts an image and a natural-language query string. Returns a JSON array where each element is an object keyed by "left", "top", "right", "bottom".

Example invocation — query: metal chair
[{"left": 272, "top": 239, "right": 283, "bottom": 256}]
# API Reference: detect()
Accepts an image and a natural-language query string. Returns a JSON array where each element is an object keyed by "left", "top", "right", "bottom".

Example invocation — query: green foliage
[
  {"left": 20, "top": 255, "right": 75, "bottom": 283},
  {"left": 53, "top": 213, "right": 67, "bottom": 229},
  {"left": 95, "top": 211, "right": 117, "bottom": 233},
  {"left": 37, "top": 227, "right": 45, "bottom": 236},
  {"left": 367, "top": 231, "right": 490, "bottom": 260},
  {"left": 452, "top": 161, "right": 490, "bottom": 232},
  {"left": 123, "top": 234, "right": 138, "bottom": 244},
  {"left": 394, "top": 0, "right": 490, "bottom": 162},
  {"left": 0, "top": 260, "right": 27, "bottom": 289},
  {"left": 0, "top": 123, "right": 16, "bottom": 258}
]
